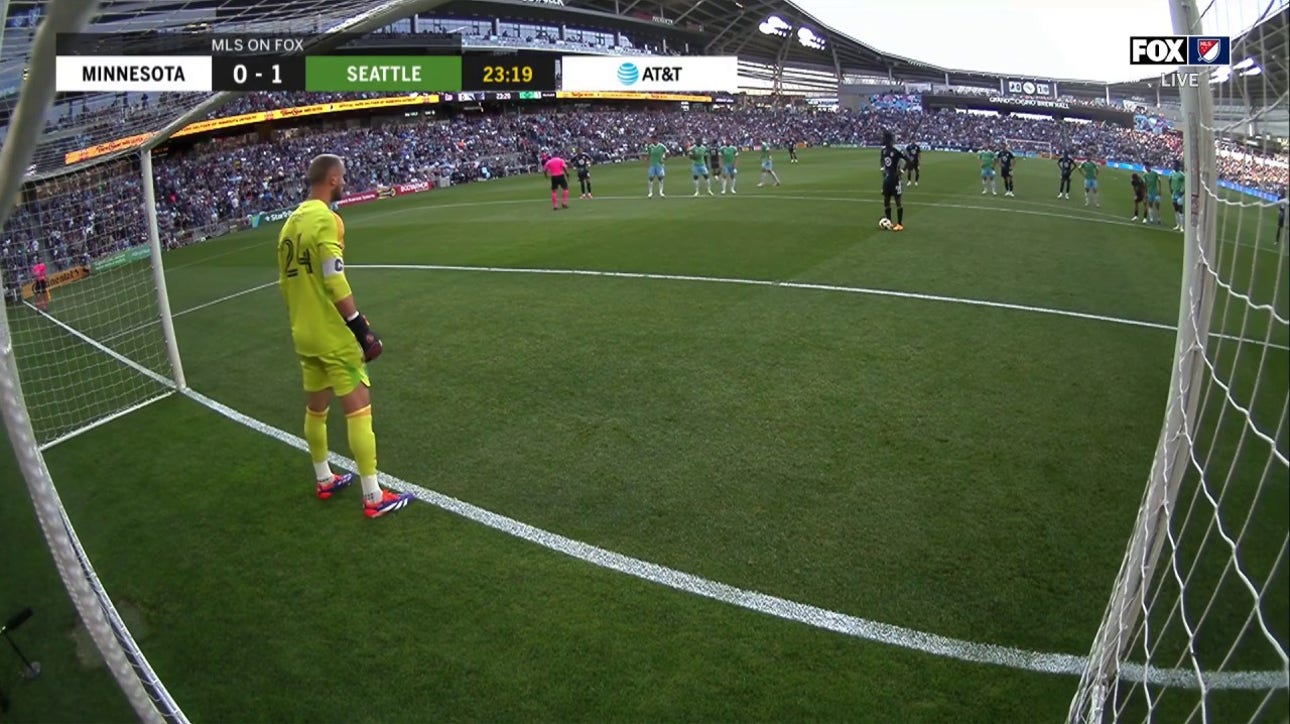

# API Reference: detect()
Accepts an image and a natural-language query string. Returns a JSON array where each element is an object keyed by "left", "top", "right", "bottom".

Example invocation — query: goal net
[
  {"left": 5, "top": 154, "right": 177, "bottom": 449},
  {"left": 0, "top": 1, "right": 452, "bottom": 720},
  {"left": 1068, "top": 0, "right": 1289, "bottom": 721}
]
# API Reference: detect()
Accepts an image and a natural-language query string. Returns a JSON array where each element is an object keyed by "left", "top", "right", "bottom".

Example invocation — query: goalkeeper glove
[{"left": 345, "top": 311, "right": 383, "bottom": 362}]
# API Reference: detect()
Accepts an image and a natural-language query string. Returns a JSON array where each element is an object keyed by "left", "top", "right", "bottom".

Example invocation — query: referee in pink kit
[
  {"left": 31, "top": 260, "right": 48, "bottom": 310},
  {"left": 544, "top": 153, "right": 569, "bottom": 211}
]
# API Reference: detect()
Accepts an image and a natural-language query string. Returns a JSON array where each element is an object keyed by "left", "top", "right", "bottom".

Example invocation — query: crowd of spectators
[
  {"left": 5, "top": 103, "right": 1286, "bottom": 293},
  {"left": 2, "top": 157, "right": 148, "bottom": 290},
  {"left": 868, "top": 94, "right": 923, "bottom": 112}
]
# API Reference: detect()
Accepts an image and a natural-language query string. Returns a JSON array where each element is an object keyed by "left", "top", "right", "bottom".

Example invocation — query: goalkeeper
[{"left": 277, "top": 153, "right": 411, "bottom": 518}]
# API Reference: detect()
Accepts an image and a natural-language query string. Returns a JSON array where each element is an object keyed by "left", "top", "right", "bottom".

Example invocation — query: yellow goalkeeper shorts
[{"left": 298, "top": 346, "right": 369, "bottom": 397}]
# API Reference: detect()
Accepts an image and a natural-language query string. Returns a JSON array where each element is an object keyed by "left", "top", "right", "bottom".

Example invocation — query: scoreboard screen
[{"left": 55, "top": 33, "right": 559, "bottom": 94}]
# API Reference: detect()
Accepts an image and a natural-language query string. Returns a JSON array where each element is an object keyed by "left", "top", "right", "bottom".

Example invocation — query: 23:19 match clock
[{"left": 460, "top": 54, "right": 556, "bottom": 92}]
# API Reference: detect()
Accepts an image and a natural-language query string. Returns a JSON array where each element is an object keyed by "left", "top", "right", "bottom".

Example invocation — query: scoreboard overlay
[
  {"left": 55, "top": 33, "right": 557, "bottom": 93},
  {"left": 52, "top": 35, "right": 741, "bottom": 165}
]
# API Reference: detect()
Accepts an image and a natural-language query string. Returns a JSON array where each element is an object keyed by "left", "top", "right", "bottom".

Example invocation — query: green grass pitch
[{"left": 1, "top": 149, "right": 1285, "bottom": 722}]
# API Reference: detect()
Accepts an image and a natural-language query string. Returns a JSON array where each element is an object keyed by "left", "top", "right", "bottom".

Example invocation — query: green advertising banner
[{"left": 93, "top": 245, "right": 151, "bottom": 273}]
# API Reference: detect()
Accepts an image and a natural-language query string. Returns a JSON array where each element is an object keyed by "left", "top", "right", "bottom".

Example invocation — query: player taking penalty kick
[
  {"left": 879, "top": 130, "right": 906, "bottom": 231},
  {"left": 278, "top": 153, "right": 412, "bottom": 518}
]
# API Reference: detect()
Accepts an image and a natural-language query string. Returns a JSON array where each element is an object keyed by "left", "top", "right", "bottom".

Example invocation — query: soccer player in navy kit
[
  {"left": 997, "top": 142, "right": 1017, "bottom": 197},
  {"left": 879, "top": 130, "right": 907, "bottom": 231}
]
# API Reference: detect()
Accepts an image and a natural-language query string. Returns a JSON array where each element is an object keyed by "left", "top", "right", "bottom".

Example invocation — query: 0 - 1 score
[
  {"left": 232, "top": 63, "right": 282, "bottom": 85},
  {"left": 213, "top": 56, "right": 306, "bottom": 91}
]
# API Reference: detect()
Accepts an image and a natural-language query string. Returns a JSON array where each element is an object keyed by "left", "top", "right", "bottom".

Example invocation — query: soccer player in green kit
[
  {"left": 1143, "top": 163, "right": 1162, "bottom": 224},
  {"left": 757, "top": 142, "right": 781, "bottom": 187},
  {"left": 689, "top": 139, "right": 714, "bottom": 196},
  {"left": 1169, "top": 161, "right": 1186, "bottom": 231},
  {"left": 1080, "top": 158, "right": 1100, "bottom": 207},
  {"left": 979, "top": 148, "right": 997, "bottom": 195},
  {"left": 719, "top": 141, "right": 739, "bottom": 194},
  {"left": 645, "top": 136, "right": 668, "bottom": 198}
]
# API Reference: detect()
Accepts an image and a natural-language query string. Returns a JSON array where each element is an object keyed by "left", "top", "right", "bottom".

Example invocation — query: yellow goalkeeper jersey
[{"left": 277, "top": 199, "right": 354, "bottom": 357}]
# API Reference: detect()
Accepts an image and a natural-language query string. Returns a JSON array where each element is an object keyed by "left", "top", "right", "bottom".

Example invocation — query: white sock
[
  {"left": 361, "top": 475, "right": 381, "bottom": 504},
  {"left": 313, "top": 460, "right": 333, "bottom": 482}
]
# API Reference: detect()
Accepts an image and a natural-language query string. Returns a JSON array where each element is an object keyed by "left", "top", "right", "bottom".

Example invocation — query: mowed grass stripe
[{"left": 6, "top": 149, "right": 1280, "bottom": 721}]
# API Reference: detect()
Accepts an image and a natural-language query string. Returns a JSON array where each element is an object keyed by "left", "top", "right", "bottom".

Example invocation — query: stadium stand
[{"left": 1, "top": 1, "right": 1284, "bottom": 307}]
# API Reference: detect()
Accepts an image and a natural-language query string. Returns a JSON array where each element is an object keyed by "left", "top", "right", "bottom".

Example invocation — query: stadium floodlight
[
  {"left": 0, "top": 1, "right": 455, "bottom": 722},
  {"left": 797, "top": 27, "right": 826, "bottom": 50},
  {"left": 1209, "top": 65, "right": 1234, "bottom": 83},
  {"left": 1232, "top": 56, "right": 1257, "bottom": 70},
  {"left": 1069, "top": 0, "right": 1289, "bottom": 722},
  {"left": 758, "top": 15, "right": 791, "bottom": 36}
]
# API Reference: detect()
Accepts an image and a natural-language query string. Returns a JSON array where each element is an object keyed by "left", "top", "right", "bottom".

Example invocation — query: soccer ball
[{"left": 878, "top": 217, "right": 893, "bottom": 230}]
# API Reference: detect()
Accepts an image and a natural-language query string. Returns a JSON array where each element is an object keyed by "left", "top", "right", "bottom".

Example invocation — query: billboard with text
[{"left": 560, "top": 56, "right": 738, "bottom": 93}]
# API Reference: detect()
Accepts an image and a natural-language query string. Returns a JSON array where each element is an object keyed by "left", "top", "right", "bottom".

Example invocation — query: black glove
[{"left": 345, "top": 312, "right": 383, "bottom": 362}]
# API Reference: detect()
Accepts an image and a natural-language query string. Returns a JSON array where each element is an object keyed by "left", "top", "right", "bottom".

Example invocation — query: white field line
[
  {"left": 346, "top": 264, "right": 1290, "bottom": 353},
  {"left": 179, "top": 383, "right": 1287, "bottom": 691},
  {"left": 99, "top": 281, "right": 277, "bottom": 345},
  {"left": 27, "top": 285, "right": 1287, "bottom": 691},
  {"left": 353, "top": 192, "right": 1280, "bottom": 253},
  {"left": 150, "top": 264, "right": 1289, "bottom": 354}
]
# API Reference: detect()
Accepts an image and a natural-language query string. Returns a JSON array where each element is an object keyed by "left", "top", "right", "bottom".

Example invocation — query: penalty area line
[
  {"left": 178, "top": 384, "right": 1283, "bottom": 691},
  {"left": 100, "top": 281, "right": 277, "bottom": 345},
  {"left": 346, "top": 264, "right": 1290, "bottom": 353},
  {"left": 21, "top": 291, "right": 1285, "bottom": 690}
]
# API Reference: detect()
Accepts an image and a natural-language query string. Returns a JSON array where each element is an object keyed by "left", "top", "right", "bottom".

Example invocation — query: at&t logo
[{"left": 616, "top": 61, "right": 683, "bottom": 86}]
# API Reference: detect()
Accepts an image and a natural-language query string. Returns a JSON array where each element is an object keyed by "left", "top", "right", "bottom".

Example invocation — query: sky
[{"left": 790, "top": 0, "right": 1282, "bottom": 83}]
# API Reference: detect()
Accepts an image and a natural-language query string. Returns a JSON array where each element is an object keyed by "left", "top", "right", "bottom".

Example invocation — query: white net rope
[
  {"left": 0, "top": 1, "right": 453, "bottom": 721},
  {"left": 1069, "top": 0, "right": 1289, "bottom": 722},
  {"left": 3, "top": 154, "right": 173, "bottom": 447},
  {"left": 0, "top": 0, "right": 427, "bottom": 179}
]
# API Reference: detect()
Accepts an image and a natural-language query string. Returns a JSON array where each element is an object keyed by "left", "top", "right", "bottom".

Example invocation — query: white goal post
[
  {"left": 0, "top": 1, "right": 456, "bottom": 720},
  {"left": 1068, "top": 0, "right": 1289, "bottom": 721}
]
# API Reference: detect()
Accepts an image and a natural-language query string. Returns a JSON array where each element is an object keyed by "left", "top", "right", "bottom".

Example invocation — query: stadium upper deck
[{"left": 2, "top": 0, "right": 1282, "bottom": 171}]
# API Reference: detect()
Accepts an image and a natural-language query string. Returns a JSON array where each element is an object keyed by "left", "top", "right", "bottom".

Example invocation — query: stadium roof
[
  {"left": 562, "top": 0, "right": 1180, "bottom": 97},
  {"left": 1224, "top": 9, "right": 1287, "bottom": 111}
]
